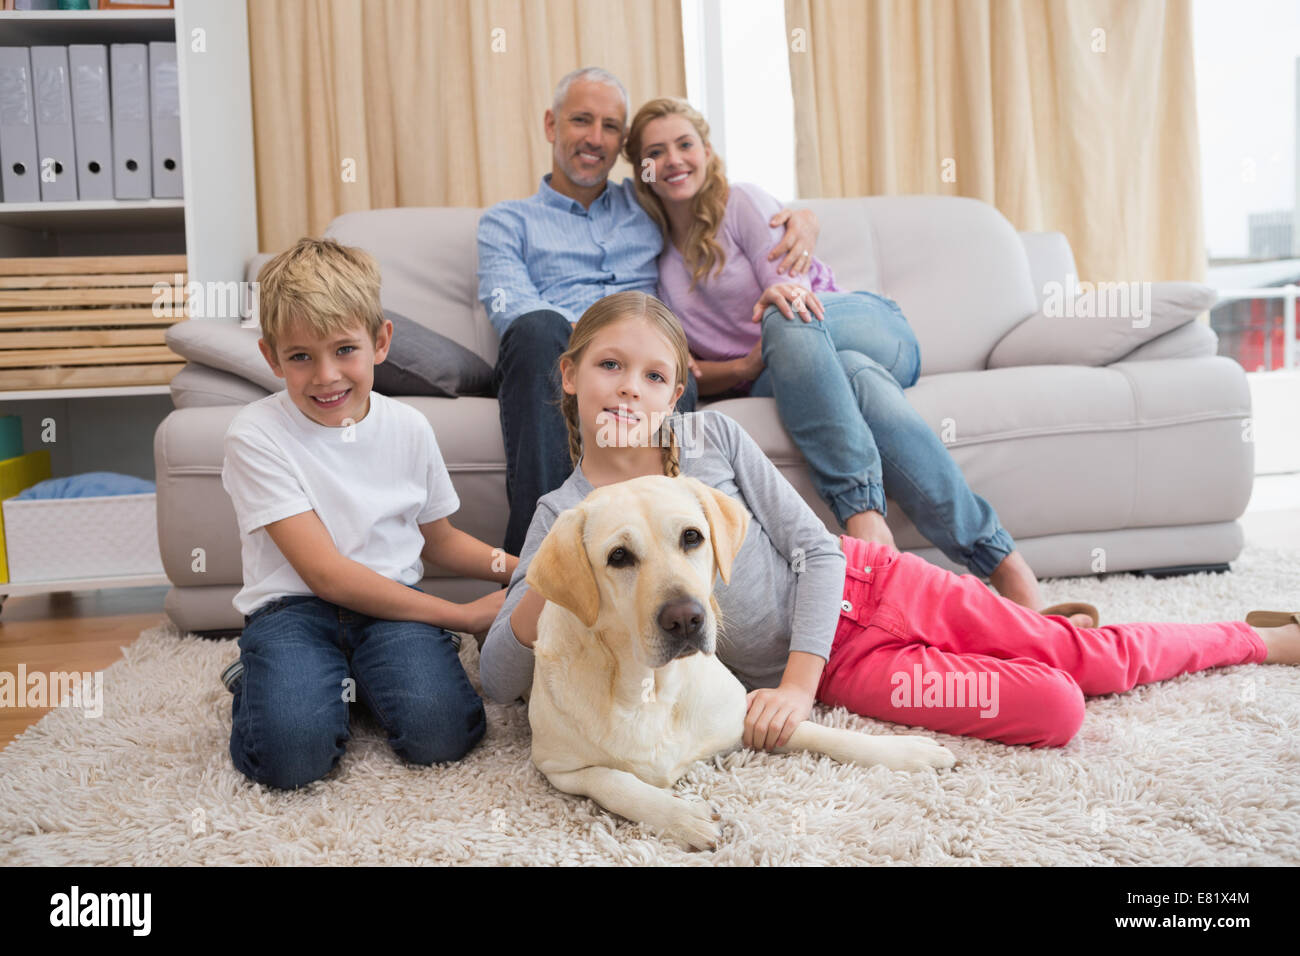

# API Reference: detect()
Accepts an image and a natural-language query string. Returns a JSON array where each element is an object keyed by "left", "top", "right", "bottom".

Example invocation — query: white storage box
[{"left": 2, "top": 492, "right": 163, "bottom": 583}]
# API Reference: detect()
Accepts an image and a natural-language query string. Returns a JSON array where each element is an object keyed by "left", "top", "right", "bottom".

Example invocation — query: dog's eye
[
  {"left": 607, "top": 546, "right": 636, "bottom": 568},
  {"left": 682, "top": 528, "right": 703, "bottom": 549}
]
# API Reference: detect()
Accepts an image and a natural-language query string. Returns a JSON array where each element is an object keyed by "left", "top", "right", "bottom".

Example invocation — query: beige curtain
[
  {"left": 247, "top": 0, "right": 686, "bottom": 254},
  {"left": 784, "top": 0, "right": 1204, "bottom": 282}
]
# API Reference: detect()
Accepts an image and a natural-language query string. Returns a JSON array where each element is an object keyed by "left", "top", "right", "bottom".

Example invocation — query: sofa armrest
[{"left": 987, "top": 281, "right": 1217, "bottom": 368}]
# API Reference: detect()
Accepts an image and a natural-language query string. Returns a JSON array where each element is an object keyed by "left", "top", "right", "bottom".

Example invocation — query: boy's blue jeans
[
  {"left": 228, "top": 585, "right": 485, "bottom": 790},
  {"left": 748, "top": 291, "right": 1016, "bottom": 577}
]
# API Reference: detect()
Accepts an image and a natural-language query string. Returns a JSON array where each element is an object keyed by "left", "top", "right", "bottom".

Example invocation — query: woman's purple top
[{"left": 655, "top": 181, "right": 841, "bottom": 366}]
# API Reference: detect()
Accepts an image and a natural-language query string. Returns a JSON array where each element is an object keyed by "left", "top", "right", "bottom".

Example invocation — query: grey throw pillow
[
  {"left": 373, "top": 309, "right": 494, "bottom": 398},
  {"left": 987, "top": 281, "right": 1218, "bottom": 368}
]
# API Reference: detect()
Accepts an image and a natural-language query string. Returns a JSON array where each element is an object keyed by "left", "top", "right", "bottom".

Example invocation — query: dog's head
[{"left": 525, "top": 475, "right": 750, "bottom": 669}]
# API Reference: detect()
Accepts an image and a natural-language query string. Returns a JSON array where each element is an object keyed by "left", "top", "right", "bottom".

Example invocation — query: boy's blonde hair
[
  {"left": 256, "top": 237, "right": 384, "bottom": 354},
  {"left": 559, "top": 291, "right": 690, "bottom": 478}
]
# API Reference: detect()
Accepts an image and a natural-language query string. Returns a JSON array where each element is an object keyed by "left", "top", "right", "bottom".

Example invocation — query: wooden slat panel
[
  {"left": 0, "top": 329, "right": 168, "bottom": 349},
  {"left": 0, "top": 287, "right": 185, "bottom": 308},
  {"left": 0, "top": 309, "right": 184, "bottom": 330},
  {"left": 0, "top": 255, "right": 188, "bottom": 277},
  {"left": 0, "top": 345, "right": 179, "bottom": 368},
  {"left": 0, "top": 363, "right": 184, "bottom": 389},
  {"left": 0, "top": 272, "right": 186, "bottom": 290}
]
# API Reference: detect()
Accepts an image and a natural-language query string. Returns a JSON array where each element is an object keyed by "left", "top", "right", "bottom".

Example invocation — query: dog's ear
[
  {"left": 525, "top": 505, "right": 600, "bottom": 627},
  {"left": 684, "top": 477, "right": 750, "bottom": 585}
]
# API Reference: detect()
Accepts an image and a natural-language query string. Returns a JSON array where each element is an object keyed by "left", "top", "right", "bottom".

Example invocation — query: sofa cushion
[
  {"left": 987, "top": 281, "right": 1217, "bottom": 368},
  {"left": 324, "top": 207, "right": 499, "bottom": 366},
  {"left": 709, "top": 356, "right": 1252, "bottom": 543},
  {"left": 170, "top": 362, "right": 271, "bottom": 408},
  {"left": 1115, "top": 318, "right": 1218, "bottom": 363},
  {"left": 165, "top": 320, "right": 282, "bottom": 392},
  {"left": 374, "top": 309, "right": 495, "bottom": 398},
  {"left": 794, "top": 195, "right": 1042, "bottom": 376}
]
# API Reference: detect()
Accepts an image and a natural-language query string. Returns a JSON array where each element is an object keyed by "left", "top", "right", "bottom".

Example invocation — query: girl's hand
[
  {"left": 751, "top": 283, "right": 825, "bottom": 324},
  {"left": 744, "top": 682, "right": 816, "bottom": 751}
]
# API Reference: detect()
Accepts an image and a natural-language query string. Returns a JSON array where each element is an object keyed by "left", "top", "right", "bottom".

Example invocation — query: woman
[{"left": 625, "top": 97, "right": 1091, "bottom": 625}]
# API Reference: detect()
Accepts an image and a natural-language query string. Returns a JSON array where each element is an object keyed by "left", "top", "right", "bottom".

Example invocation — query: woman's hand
[
  {"left": 751, "top": 282, "right": 825, "bottom": 324},
  {"left": 739, "top": 340, "right": 764, "bottom": 380},
  {"left": 744, "top": 682, "right": 816, "bottom": 750}
]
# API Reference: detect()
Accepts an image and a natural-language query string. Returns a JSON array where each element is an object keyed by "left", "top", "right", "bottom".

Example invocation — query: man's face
[
  {"left": 259, "top": 317, "right": 392, "bottom": 427},
  {"left": 545, "top": 79, "right": 626, "bottom": 191}
]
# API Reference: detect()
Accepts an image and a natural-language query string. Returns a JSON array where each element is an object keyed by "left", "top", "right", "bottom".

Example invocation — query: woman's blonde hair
[
  {"left": 256, "top": 237, "right": 384, "bottom": 354},
  {"left": 624, "top": 97, "right": 729, "bottom": 291},
  {"left": 559, "top": 291, "right": 691, "bottom": 478}
]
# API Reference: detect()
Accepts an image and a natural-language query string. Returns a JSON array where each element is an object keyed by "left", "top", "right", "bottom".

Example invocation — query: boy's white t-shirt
[{"left": 221, "top": 389, "right": 460, "bottom": 616}]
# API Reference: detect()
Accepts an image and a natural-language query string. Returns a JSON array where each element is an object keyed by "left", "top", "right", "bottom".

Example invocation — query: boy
[{"left": 219, "top": 237, "right": 513, "bottom": 790}]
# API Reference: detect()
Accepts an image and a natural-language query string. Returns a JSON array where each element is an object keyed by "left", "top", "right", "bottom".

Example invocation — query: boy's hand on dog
[
  {"left": 744, "top": 683, "right": 816, "bottom": 751},
  {"left": 458, "top": 589, "right": 507, "bottom": 634}
]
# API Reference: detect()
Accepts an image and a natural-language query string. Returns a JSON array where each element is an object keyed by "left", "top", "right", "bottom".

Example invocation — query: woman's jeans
[
  {"left": 228, "top": 585, "right": 486, "bottom": 790},
  {"left": 749, "top": 291, "right": 1016, "bottom": 576}
]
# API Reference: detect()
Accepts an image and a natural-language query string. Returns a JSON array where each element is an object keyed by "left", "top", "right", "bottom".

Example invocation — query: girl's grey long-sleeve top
[{"left": 479, "top": 409, "right": 848, "bottom": 704}]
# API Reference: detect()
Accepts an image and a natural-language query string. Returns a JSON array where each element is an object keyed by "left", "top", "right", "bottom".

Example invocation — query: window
[{"left": 681, "top": 0, "right": 796, "bottom": 201}]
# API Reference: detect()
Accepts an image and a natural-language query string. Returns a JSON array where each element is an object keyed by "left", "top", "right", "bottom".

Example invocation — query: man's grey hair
[{"left": 551, "top": 67, "right": 630, "bottom": 125}]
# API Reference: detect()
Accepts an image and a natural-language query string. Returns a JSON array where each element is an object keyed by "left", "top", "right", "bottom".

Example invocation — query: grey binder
[
  {"left": 110, "top": 43, "right": 151, "bottom": 199},
  {"left": 31, "top": 46, "right": 78, "bottom": 202},
  {"left": 0, "top": 47, "right": 40, "bottom": 203},
  {"left": 69, "top": 45, "right": 114, "bottom": 201},
  {"left": 148, "top": 42, "right": 182, "bottom": 198}
]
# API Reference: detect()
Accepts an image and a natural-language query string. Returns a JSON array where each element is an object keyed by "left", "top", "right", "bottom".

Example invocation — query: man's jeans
[
  {"left": 228, "top": 585, "right": 485, "bottom": 790},
  {"left": 493, "top": 309, "right": 699, "bottom": 557},
  {"left": 750, "top": 291, "right": 1016, "bottom": 576}
]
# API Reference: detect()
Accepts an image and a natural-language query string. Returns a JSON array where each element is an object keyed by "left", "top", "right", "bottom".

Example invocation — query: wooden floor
[{"left": 0, "top": 586, "right": 170, "bottom": 751}]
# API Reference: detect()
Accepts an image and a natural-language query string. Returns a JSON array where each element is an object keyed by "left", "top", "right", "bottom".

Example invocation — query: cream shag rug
[{"left": 2, "top": 546, "right": 1298, "bottom": 866}]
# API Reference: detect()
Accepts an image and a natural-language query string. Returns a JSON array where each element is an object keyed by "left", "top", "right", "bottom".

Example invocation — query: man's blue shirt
[{"left": 476, "top": 174, "right": 663, "bottom": 337}]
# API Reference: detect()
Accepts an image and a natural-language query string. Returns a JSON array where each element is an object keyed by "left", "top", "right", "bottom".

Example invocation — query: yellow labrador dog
[{"left": 525, "top": 474, "right": 957, "bottom": 850}]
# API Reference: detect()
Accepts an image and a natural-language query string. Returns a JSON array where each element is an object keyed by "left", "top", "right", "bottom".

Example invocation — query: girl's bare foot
[
  {"left": 990, "top": 550, "right": 1095, "bottom": 628},
  {"left": 844, "top": 510, "right": 895, "bottom": 549},
  {"left": 1258, "top": 622, "right": 1300, "bottom": 664}
]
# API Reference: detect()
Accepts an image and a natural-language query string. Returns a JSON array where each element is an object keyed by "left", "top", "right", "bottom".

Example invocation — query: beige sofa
[{"left": 154, "top": 194, "right": 1251, "bottom": 635}]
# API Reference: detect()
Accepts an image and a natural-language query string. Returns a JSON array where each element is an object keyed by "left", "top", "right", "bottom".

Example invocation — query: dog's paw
[
  {"left": 659, "top": 800, "right": 721, "bottom": 852},
  {"left": 889, "top": 736, "right": 957, "bottom": 772},
  {"left": 864, "top": 735, "right": 957, "bottom": 772}
]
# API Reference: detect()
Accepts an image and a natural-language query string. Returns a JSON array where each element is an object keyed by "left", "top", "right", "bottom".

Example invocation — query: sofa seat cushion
[{"left": 707, "top": 355, "right": 1252, "bottom": 546}]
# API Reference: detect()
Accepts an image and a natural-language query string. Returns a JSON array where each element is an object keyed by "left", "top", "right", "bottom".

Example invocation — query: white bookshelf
[{"left": 0, "top": 1, "right": 258, "bottom": 601}]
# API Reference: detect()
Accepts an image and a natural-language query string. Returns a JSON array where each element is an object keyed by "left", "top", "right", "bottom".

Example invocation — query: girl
[
  {"left": 480, "top": 291, "right": 1299, "bottom": 751},
  {"left": 625, "top": 97, "right": 1095, "bottom": 628}
]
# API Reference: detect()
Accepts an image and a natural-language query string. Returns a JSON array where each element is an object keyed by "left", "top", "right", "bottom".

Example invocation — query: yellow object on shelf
[{"left": 0, "top": 450, "right": 52, "bottom": 584}]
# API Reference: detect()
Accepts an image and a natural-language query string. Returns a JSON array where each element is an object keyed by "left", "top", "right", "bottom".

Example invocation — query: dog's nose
[{"left": 658, "top": 598, "right": 705, "bottom": 642}]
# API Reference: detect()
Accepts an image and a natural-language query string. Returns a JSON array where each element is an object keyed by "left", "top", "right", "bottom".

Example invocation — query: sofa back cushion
[
  {"left": 791, "top": 195, "right": 1040, "bottom": 374},
  {"left": 323, "top": 193, "right": 1043, "bottom": 376},
  {"left": 325, "top": 206, "right": 500, "bottom": 366}
]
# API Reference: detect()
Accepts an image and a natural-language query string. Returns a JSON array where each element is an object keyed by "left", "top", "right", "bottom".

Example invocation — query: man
[{"left": 479, "top": 66, "right": 821, "bottom": 557}]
